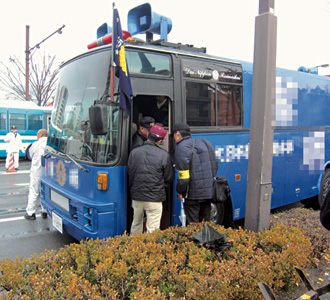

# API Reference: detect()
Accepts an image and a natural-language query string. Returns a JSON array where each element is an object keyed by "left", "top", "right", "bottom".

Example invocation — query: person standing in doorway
[
  {"left": 172, "top": 122, "right": 218, "bottom": 225},
  {"left": 4, "top": 125, "right": 24, "bottom": 170},
  {"left": 150, "top": 96, "right": 169, "bottom": 127},
  {"left": 128, "top": 124, "right": 174, "bottom": 234},
  {"left": 25, "top": 129, "right": 48, "bottom": 220}
]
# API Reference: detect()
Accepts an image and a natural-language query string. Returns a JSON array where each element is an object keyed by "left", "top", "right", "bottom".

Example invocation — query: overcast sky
[{"left": 1, "top": 0, "right": 330, "bottom": 75}]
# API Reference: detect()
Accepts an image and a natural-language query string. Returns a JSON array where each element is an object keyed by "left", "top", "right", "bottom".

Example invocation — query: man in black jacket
[
  {"left": 128, "top": 124, "right": 174, "bottom": 234},
  {"left": 172, "top": 122, "right": 218, "bottom": 225},
  {"left": 132, "top": 116, "right": 155, "bottom": 150}
]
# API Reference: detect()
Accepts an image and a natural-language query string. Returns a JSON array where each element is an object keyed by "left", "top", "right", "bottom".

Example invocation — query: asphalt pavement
[{"left": 0, "top": 158, "right": 77, "bottom": 261}]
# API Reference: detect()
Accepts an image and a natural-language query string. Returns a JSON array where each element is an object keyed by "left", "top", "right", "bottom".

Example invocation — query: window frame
[
  {"left": 184, "top": 79, "right": 243, "bottom": 129},
  {"left": 126, "top": 49, "right": 172, "bottom": 77},
  {"left": 182, "top": 57, "right": 243, "bottom": 130}
]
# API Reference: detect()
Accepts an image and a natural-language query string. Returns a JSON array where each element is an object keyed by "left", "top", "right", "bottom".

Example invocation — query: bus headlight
[{"left": 97, "top": 173, "right": 108, "bottom": 191}]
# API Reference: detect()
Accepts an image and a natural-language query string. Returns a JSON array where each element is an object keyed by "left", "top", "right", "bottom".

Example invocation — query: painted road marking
[{"left": 0, "top": 214, "right": 43, "bottom": 223}]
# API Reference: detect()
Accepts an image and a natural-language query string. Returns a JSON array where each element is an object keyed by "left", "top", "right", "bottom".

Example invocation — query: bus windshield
[{"left": 48, "top": 50, "right": 120, "bottom": 164}]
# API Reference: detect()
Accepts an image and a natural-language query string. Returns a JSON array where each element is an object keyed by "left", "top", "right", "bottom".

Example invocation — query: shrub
[
  {"left": 270, "top": 208, "right": 330, "bottom": 263},
  {"left": 0, "top": 219, "right": 313, "bottom": 300}
]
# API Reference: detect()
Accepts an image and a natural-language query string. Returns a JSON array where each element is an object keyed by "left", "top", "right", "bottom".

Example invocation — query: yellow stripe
[
  {"left": 300, "top": 294, "right": 311, "bottom": 299},
  {"left": 179, "top": 170, "right": 190, "bottom": 179}
]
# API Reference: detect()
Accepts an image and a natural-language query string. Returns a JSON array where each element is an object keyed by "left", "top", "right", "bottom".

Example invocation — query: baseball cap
[
  {"left": 171, "top": 122, "right": 190, "bottom": 136},
  {"left": 150, "top": 124, "right": 167, "bottom": 139},
  {"left": 11, "top": 125, "right": 17, "bottom": 130},
  {"left": 139, "top": 116, "right": 155, "bottom": 130}
]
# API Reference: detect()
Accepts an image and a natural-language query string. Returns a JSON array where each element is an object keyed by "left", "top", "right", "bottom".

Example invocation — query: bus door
[
  {"left": 0, "top": 107, "right": 8, "bottom": 157},
  {"left": 129, "top": 94, "right": 173, "bottom": 232},
  {"left": 44, "top": 112, "right": 51, "bottom": 131}
]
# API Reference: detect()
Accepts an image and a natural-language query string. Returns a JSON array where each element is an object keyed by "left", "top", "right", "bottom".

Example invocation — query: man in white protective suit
[
  {"left": 24, "top": 129, "right": 48, "bottom": 220},
  {"left": 4, "top": 125, "right": 25, "bottom": 169}
]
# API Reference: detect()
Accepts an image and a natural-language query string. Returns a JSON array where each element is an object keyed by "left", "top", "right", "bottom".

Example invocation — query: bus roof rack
[{"left": 150, "top": 39, "right": 207, "bottom": 53}]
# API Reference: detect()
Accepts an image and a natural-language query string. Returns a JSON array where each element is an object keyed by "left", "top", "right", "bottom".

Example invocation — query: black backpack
[{"left": 213, "top": 176, "right": 231, "bottom": 203}]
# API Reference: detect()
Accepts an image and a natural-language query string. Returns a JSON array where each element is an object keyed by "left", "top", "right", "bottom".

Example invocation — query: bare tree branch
[{"left": 0, "top": 53, "right": 60, "bottom": 106}]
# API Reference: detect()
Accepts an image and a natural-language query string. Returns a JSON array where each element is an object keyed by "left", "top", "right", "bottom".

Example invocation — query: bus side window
[
  {"left": 0, "top": 112, "right": 6, "bottom": 130},
  {"left": 217, "top": 85, "right": 241, "bottom": 126},
  {"left": 185, "top": 81, "right": 242, "bottom": 128},
  {"left": 186, "top": 82, "right": 214, "bottom": 127}
]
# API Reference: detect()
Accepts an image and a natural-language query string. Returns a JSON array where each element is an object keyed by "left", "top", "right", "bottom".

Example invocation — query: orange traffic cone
[{"left": 6, "top": 153, "right": 17, "bottom": 173}]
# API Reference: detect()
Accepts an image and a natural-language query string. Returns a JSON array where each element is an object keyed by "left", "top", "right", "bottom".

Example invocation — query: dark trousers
[{"left": 184, "top": 199, "right": 211, "bottom": 225}]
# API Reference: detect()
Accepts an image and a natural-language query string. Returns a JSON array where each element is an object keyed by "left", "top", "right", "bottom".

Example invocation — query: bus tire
[
  {"left": 319, "top": 168, "right": 330, "bottom": 207},
  {"left": 211, "top": 202, "right": 225, "bottom": 225},
  {"left": 25, "top": 143, "right": 32, "bottom": 161}
]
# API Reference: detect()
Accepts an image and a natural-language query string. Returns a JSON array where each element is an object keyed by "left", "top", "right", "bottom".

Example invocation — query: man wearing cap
[
  {"left": 4, "top": 125, "right": 25, "bottom": 169},
  {"left": 132, "top": 116, "right": 155, "bottom": 150},
  {"left": 128, "top": 124, "right": 174, "bottom": 234},
  {"left": 172, "top": 122, "right": 218, "bottom": 225}
]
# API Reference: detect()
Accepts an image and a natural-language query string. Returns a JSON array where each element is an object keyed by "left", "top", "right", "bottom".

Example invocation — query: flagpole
[{"left": 110, "top": 2, "right": 115, "bottom": 102}]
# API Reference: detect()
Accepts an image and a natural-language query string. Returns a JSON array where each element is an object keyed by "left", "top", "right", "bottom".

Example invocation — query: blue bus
[
  {"left": 40, "top": 4, "right": 330, "bottom": 241},
  {"left": 0, "top": 100, "right": 52, "bottom": 157}
]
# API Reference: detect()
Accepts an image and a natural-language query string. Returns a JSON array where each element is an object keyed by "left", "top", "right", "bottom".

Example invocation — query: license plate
[{"left": 52, "top": 212, "right": 63, "bottom": 234}]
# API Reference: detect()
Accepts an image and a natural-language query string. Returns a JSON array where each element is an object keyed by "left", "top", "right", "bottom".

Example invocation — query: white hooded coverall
[
  {"left": 26, "top": 136, "right": 47, "bottom": 216},
  {"left": 4, "top": 132, "right": 24, "bottom": 169}
]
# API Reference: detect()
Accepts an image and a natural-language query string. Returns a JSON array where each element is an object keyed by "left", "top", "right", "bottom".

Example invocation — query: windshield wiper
[
  {"left": 44, "top": 144, "right": 90, "bottom": 172},
  {"left": 64, "top": 153, "right": 90, "bottom": 173}
]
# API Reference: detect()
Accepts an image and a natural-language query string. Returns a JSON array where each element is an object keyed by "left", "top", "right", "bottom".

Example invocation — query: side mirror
[{"left": 89, "top": 104, "right": 108, "bottom": 135}]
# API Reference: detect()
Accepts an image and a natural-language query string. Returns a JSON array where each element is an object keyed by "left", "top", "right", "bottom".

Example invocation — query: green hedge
[{"left": 0, "top": 221, "right": 312, "bottom": 300}]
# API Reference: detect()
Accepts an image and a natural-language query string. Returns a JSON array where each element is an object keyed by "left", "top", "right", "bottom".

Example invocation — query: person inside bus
[
  {"left": 24, "top": 129, "right": 48, "bottom": 220},
  {"left": 172, "top": 122, "right": 218, "bottom": 225},
  {"left": 132, "top": 116, "right": 155, "bottom": 150},
  {"left": 4, "top": 125, "right": 25, "bottom": 170},
  {"left": 150, "top": 96, "right": 169, "bottom": 127},
  {"left": 128, "top": 124, "right": 174, "bottom": 234}
]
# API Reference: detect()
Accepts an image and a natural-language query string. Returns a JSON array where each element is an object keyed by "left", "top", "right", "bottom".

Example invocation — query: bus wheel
[
  {"left": 210, "top": 202, "right": 225, "bottom": 225},
  {"left": 25, "top": 143, "right": 32, "bottom": 161},
  {"left": 319, "top": 168, "right": 330, "bottom": 207}
]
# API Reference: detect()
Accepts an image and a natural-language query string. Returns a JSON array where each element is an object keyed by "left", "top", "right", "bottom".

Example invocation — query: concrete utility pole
[
  {"left": 25, "top": 25, "right": 30, "bottom": 101},
  {"left": 244, "top": 0, "right": 277, "bottom": 232}
]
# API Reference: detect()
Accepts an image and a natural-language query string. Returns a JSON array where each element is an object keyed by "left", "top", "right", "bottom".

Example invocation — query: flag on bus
[{"left": 113, "top": 7, "right": 133, "bottom": 118}]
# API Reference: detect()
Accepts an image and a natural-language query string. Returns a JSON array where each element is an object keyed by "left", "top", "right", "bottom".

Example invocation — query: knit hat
[{"left": 150, "top": 124, "right": 167, "bottom": 139}]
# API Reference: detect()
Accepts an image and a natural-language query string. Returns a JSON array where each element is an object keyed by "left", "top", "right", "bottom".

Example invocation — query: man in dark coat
[
  {"left": 150, "top": 96, "right": 169, "bottom": 127},
  {"left": 128, "top": 124, "right": 174, "bottom": 234},
  {"left": 172, "top": 122, "right": 218, "bottom": 225},
  {"left": 132, "top": 116, "right": 155, "bottom": 150}
]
